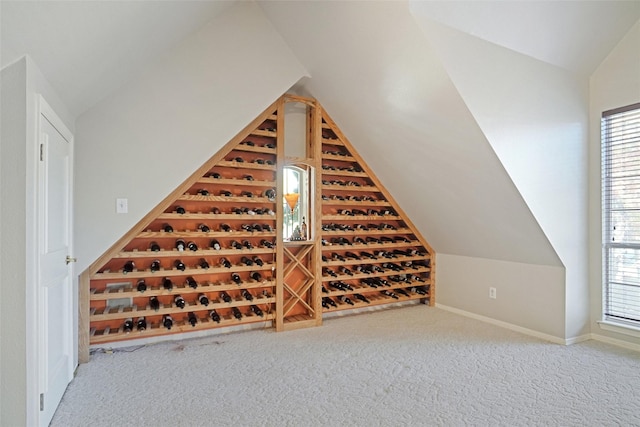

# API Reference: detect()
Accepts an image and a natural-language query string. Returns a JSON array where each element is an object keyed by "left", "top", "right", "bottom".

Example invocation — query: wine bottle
[
  {"left": 188, "top": 312, "right": 198, "bottom": 327},
  {"left": 197, "top": 189, "right": 209, "bottom": 196},
  {"left": 260, "top": 239, "right": 274, "bottom": 249},
  {"left": 243, "top": 174, "right": 254, "bottom": 181},
  {"left": 174, "top": 294, "right": 186, "bottom": 309},
  {"left": 339, "top": 266, "right": 353, "bottom": 276},
  {"left": 323, "top": 267, "right": 337, "bottom": 277},
  {"left": 242, "top": 289, "right": 254, "bottom": 301},
  {"left": 345, "top": 252, "right": 360, "bottom": 260},
  {"left": 322, "top": 286, "right": 329, "bottom": 294},
  {"left": 220, "top": 291, "right": 232, "bottom": 303},
  {"left": 250, "top": 272, "right": 262, "bottom": 282},
  {"left": 187, "top": 241, "right": 198, "bottom": 251},
  {"left": 220, "top": 257, "right": 232, "bottom": 268},
  {"left": 174, "top": 260, "right": 186, "bottom": 271},
  {"left": 354, "top": 294, "right": 370, "bottom": 304},
  {"left": 232, "top": 307, "right": 243, "bottom": 320},
  {"left": 210, "top": 172, "right": 221, "bottom": 179},
  {"left": 186, "top": 276, "right": 198, "bottom": 289},
  {"left": 123, "top": 318, "right": 134, "bottom": 333},
  {"left": 210, "top": 309, "right": 221, "bottom": 323},
  {"left": 162, "top": 277, "right": 173, "bottom": 290},
  {"left": 219, "top": 190, "right": 233, "bottom": 197},
  {"left": 360, "top": 251, "right": 377, "bottom": 259},
  {"left": 264, "top": 188, "right": 276, "bottom": 200},
  {"left": 211, "top": 207, "right": 222, "bottom": 214},
  {"left": 163, "top": 223, "right": 174, "bottom": 233},
  {"left": 136, "top": 317, "right": 147, "bottom": 331},
  {"left": 338, "top": 295, "right": 354, "bottom": 306},
  {"left": 242, "top": 240, "right": 253, "bottom": 249},
  {"left": 198, "top": 223, "right": 210, "bottom": 233},
  {"left": 230, "top": 240, "right": 242, "bottom": 250},
  {"left": 199, "top": 258, "right": 210, "bottom": 269},
  {"left": 252, "top": 223, "right": 262, "bottom": 232},
  {"left": 210, "top": 239, "right": 221, "bottom": 250},
  {"left": 411, "top": 286, "right": 428, "bottom": 295},
  {"left": 409, "top": 274, "right": 425, "bottom": 283},
  {"left": 241, "top": 224, "right": 252, "bottom": 232},
  {"left": 354, "top": 237, "right": 367, "bottom": 245},
  {"left": 149, "top": 241, "right": 161, "bottom": 252},
  {"left": 175, "top": 206, "right": 186, "bottom": 215},
  {"left": 252, "top": 256, "right": 264, "bottom": 266},
  {"left": 301, "top": 217, "right": 307, "bottom": 240},
  {"left": 241, "top": 256, "right": 253, "bottom": 266},
  {"left": 331, "top": 252, "right": 345, "bottom": 261},
  {"left": 381, "top": 290, "right": 399, "bottom": 300},
  {"left": 250, "top": 305, "right": 264, "bottom": 317},
  {"left": 123, "top": 260, "right": 135, "bottom": 274},
  {"left": 149, "top": 296, "right": 160, "bottom": 311},
  {"left": 175, "top": 239, "right": 186, "bottom": 251},
  {"left": 220, "top": 223, "right": 232, "bottom": 232},
  {"left": 162, "top": 314, "right": 174, "bottom": 330},
  {"left": 322, "top": 298, "right": 330, "bottom": 309},
  {"left": 198, "top": 293, "right": 210, "bottom": 306},
  {"left": 323, "top": 297, "right": 337, "bottom": 308},
  {"left": 241, "top": 190, "right": 254, "bottom": 198},
  {"left": 396, "top": 288, "right": 410, "bottom": 297},
  {"left": 136, "top": 279, "right": 147, "bottom": 292},
  {"left": 231, "top": 273, "right": 242, "bottom": 285}
]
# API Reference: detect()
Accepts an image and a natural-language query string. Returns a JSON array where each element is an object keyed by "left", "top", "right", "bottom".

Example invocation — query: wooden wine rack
[{"left": 79, "top": 94, "right": 434, "bottom": 362}]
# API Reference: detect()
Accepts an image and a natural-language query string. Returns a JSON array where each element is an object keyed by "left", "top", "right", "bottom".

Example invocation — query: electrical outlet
[{"left": 489, "top": 287, "right": 497, "bottom": 299}]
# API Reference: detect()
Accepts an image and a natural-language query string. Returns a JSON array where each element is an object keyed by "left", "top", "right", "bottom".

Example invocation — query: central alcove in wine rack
[{"left": 79, "top": 93, "right": 435, "bottom": 362}]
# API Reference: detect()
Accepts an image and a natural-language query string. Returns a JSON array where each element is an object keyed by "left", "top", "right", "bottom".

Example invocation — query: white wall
[
  {"left": 437, "top": 254, "right": 566, "bottom": 339},
  {"left": 589, "top": 20, "right": 640, "bottom": 346},
  {"left": 419, "top": 20, "right": 590, "bottom": 340},
  {"left": 1, "top": 55, "right": 75, "bottom": 427},
  {"left": 74, "top": 1, "right": 308, "bottom": 274}
]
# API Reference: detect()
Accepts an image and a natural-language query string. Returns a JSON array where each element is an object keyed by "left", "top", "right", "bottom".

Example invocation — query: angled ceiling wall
[{"left": 259, "top": 0, "right": 561, "bottom": 266}]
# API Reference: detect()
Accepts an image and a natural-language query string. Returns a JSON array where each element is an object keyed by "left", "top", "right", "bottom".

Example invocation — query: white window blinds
[{"left": 602, "top": 102, "right": 640, "bottom": 326}]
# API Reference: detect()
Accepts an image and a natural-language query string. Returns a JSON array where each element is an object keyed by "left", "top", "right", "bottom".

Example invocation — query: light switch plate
[{"left": 116, "top": 198, "right": 128, "bottom": 214}]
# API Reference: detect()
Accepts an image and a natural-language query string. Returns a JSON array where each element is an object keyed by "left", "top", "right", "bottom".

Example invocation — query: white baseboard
[
  {"left": 590, "top": 333, "right": 640, "bottom": 352},
  {"left": 436, "top": 303, "right": 568, "bottom": 345}
]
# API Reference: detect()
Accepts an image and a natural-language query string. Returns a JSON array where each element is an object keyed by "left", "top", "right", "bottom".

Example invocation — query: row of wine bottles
[
  {"left": 321, "top": 286, "right": 428, "bottom": 308},
  {"left": 322, "top": 248, "right": 426, "bottom": 261},
  {"left": 322, "top": 194, "right": 379, "bottom": 203},
  {"left": 223, "top": 155, "right": 276, "bottom": 166},
  {"left": 151, "top": 236, "right": 274, "bottom": 252},
  {"left": 187, "top": 188, "right": 277, "bottom": 199},
  {"left": 322, "top": 263, "right": 429, "bottom": 278},
  {"left": 321, "top": 236, "right": 418, "bottom": 246},
  {"left": 122, "top": 304, "right": 268, "bottom": 332},
  {"left": 130, "top": 269, "right": 268, "bottom": 290},
  {"left": 160, "top": 222, "right": 275, "bottom": 234},
  {"left": 322, "top": 222, "right": 401, "bottom": 232},
  {"left": 322, "top": 179, "right": 369, "bottom": 187},
  {"left": 239, "top": 140, "right": 276, "bottom": 149},
  {"left": 122, "top": 253, "right": 272, "bottom": 274},
  {"left": 139, "top": 288, "right": 269, "bottom": 310},
  {"left": 322, "top": 164, "right": 363, "bottom": 173},
  {"left": 324, "top": 278, "right": 429, "bottom": 294}
]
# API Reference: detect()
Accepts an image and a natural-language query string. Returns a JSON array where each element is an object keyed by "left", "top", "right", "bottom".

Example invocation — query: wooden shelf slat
[
  {"left": 321, "top": 240, "right": 426, "bottom": 251},
  {"left": 176, "top": 195, "right": 275, "bottom": 204},
  {"left": 322, "top": 292, "right": 427, "bottom": 313},
  {"left": 134, "top": 230, "right": 276, "bottom": 239},
  {"left": 321, "top": 227, "right": 413, "bottom": 236},
  {"left": 249, "top": 129, "right": 277, "bottom": 138},
  {"left": 322, "top": 254, "right": 428, "bottom": 267},
  {"left": 321, "top": 169, "right": 368, "bottom": 177},
  {"left": 89, "top": 313, "right": 276, "bottom": 345},
  {"left": 232, "top": 145, "right": 277, "bottom": 154},
  {"left": 321, "top": 185, "right": 379, "bottom": 193},
  {"left": 196, "top": 177, "right": 276, "bottom": 187},
  {"left": 156, "top": 213, "right": 275, "bottom": 221},
  {"left": 321, "top": 154, "right": 356, "bottom": 162},
  {"left": 216, "top": 160, "right": 276, "bottom": 170},
  {"left": 321, "top": 199, "right": 391, "bottom": 207},
  {"left": 322, "top": 214, "right": 398, "bottom": 221},
  {"left": 323, "top": 282, "right": 430, "bottom": 298},
  {"left": 321, "top": 137, "right": 343, "bottom": 146}
]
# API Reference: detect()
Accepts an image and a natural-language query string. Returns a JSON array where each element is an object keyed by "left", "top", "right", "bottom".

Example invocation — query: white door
[{"left": 38, "top": 97, "right": 74, "bottom": 427}]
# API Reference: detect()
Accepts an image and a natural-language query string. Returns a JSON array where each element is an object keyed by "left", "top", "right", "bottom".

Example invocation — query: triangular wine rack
[{"left": 79, "top": 94, "right": 434, "bottom": 361}]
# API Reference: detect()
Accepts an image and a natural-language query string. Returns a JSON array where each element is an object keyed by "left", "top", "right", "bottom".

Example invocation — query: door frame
[{"left": 31, "top": 94, "right": 75, "bottom": 426}]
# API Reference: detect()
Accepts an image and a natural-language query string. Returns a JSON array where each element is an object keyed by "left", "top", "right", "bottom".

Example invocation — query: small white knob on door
[{"left": 66, "top": 256, "right": 77, "bottom": 265}]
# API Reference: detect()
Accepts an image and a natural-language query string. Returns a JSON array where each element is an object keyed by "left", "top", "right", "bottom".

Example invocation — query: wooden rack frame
[{"left": 78, "top": 94, "right": 435, "bottom": 363}]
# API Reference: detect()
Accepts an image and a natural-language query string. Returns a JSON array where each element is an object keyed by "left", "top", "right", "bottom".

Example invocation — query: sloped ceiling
[
  {"left": 1, "top": 1, "right": 236, "bottom": 117},
  {"left": 3, "top": 1, "right": 639, "bottom": 266}
]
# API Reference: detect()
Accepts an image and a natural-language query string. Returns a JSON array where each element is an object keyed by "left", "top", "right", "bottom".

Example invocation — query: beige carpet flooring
[{"left": 51, "top": 305, "right": 640, "bottom": 426}]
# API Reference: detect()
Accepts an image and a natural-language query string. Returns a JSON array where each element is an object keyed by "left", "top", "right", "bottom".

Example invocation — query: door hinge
[
  {"left": 40, "top": 143, "right": 44, "bottom": 161},
  {"left": 40, "top": 393, "right": 44, "bottom": 411}
]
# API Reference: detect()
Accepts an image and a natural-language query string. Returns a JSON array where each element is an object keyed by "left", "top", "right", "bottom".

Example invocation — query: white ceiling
[
  {"left": 1, "top": 1, "right": 235, "bottom": 117},
  {"left": 3, "top": 0, "right": 638, "bottom": 118}
]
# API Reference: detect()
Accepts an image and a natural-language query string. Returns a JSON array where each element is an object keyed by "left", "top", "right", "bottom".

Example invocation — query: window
[
  {"left": 602, "top": 102, "right": 640, "bottom": 327},
  {"left": 283, "top": 165, "right": 310, "bottom": 241}
]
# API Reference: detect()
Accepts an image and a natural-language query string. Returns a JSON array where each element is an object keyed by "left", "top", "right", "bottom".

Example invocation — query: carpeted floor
[{"left": 51, "top": 306, "right": 640, "bottom": 426}]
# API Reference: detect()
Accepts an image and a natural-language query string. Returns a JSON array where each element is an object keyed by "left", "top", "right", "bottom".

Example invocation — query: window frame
[{"left": 601, "top": 102, "right": 640, "bottom": 330}]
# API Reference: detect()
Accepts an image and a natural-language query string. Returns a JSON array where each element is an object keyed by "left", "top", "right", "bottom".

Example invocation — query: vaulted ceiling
[{"left": 3, "top": 1, "right": 639, "bottom": 266}]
